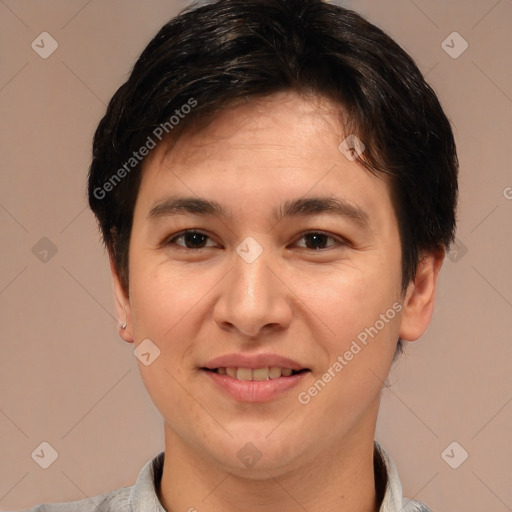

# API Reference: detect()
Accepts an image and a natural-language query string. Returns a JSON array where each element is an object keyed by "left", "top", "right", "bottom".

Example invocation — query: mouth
[
  {"left": 201, "top": 366, "right": 310, "bottom": 381},
  {"left": 200, "top": 354, "right": 311, "bottom": 402},
  {"left": 200, "top": 356, "right": 311, "bottom": 402}
]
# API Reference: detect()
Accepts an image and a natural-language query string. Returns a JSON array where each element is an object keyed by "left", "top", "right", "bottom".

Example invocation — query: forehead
[
  {"left": 135, "top": 91, "right": 394, "bottom": 227},
  {"left": 146, "top": 92, "right": 346, "bottom": 169}
]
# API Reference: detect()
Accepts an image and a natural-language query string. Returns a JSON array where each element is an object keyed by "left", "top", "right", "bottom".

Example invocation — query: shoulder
[
  {"left": 15, "top": 451, "right": 165, "bottom": 512},
  {"left": 16, "top": 486, "right": 132, "bottom": 512}
]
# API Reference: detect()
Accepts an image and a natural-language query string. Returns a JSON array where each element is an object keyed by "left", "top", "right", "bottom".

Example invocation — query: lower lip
[{"left": 202, "top": 370, "right": 309, "bottom": 403}]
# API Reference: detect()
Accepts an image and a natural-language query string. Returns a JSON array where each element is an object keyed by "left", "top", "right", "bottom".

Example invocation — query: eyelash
[{"left": 164, "top": 229, "right": 348, "bottom": 251}]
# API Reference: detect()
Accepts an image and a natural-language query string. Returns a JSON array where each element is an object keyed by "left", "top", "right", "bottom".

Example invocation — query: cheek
[
  {"left": 298, "top": 284, "right": 401, "bottom": 423},
  {"left": 128, "top": 248, "right": 203, "bottom": 345},
  {"left": 128, "top": 261, "right": 201, "bottom": 407},
  {"left": 304, "top": 253, "right": 402, "bottom": 345}
]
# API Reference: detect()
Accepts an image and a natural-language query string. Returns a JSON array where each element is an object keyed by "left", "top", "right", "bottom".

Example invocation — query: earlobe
[
  {"left": 398, "top": 248, "right": 445, "bottom": 342},
  {"left": 109, "top": 256, "right": 135, "bottom": 344}
]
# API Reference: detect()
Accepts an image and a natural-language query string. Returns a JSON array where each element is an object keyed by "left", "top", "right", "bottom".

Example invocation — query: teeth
[
  {"left": 236, "top": 368, "right": 252, "bottom": 381},
  {"left": 269, "top": 366, "right": 282, "bottom": 379},
  {"left": 214, "top": 367, "right": 298, "bottom": 380},
  {"left": 252, "top": 367, "right": 269, "bottom": 381}
]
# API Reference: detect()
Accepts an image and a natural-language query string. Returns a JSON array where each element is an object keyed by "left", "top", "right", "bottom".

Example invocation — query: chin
[{"left": 213, "top": 429, "right": 307, "bottom": 475}]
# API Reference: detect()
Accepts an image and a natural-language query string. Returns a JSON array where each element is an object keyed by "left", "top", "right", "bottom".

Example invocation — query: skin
[{"left": 111, "top": 91, "right": 444, "bottom": 512}]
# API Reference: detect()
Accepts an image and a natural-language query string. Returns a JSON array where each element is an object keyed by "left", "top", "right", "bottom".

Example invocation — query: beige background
[{"left": 0, "top": 0, "right": 511, "bottom": 510}]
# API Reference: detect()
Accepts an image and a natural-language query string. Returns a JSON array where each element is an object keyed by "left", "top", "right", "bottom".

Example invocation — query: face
[{"left": 113, "top": 91, "right": 432, "bottom": 476}]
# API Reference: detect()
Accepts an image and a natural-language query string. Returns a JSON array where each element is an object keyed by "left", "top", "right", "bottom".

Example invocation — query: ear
[
  {"left": 399, "top": 247, "right": 445, "bottom": 342},
  {"left": 109, "top": 255, "right": 134, "bottom": 344}
]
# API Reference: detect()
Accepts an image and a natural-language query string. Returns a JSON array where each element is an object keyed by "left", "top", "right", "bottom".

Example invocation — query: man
[{"left": 22, "top": 0, "right": 458, "bottom": 510}]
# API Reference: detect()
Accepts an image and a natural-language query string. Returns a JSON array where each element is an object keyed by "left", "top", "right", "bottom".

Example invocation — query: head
[{"left": 88, "top": 0, "right": 457, "bottom": 474}]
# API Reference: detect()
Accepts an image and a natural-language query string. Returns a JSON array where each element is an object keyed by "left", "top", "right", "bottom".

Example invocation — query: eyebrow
[
  {"left": 147, "top": 195, "right": 370, "bottom": 226},
  {"left": 276, "top": 196, "right": 370, "bottom": 226},
  {"left": 148, "top": 196, "right": 228, "bottom": 220}
]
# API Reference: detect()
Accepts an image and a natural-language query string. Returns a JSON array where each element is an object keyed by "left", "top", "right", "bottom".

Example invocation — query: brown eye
[
  {"left": 294, "top": 231, "right": 345, "bottom": 250},
  {"left": 168, "top": 231, "right": 215, "bottom": 249}
]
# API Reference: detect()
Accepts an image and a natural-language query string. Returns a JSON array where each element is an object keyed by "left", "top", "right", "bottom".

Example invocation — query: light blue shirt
[{"left": 16, "top": 441, "right": 432, "bottom": 511}]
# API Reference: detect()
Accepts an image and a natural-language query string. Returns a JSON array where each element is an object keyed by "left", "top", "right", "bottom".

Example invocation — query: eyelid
[
  {"left": 291, "top": 230, "right": 350, "bottom": 249},
  {"left": 164, "top": 229, "right": 221, "bottom": 248},
  {"left": 163, "top": 229, "right": 350, "bottom": 250}
]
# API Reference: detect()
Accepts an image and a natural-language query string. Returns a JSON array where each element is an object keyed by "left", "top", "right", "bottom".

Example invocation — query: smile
[
  {"left": 201, "top": 367, "right": 310, "bottom": 403},
  {"left": 204, "top": 367, "right": 307, "bottom": 381}
]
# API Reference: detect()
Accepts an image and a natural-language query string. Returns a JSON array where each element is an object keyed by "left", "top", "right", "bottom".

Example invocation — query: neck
[{"left": 157, "top": 412, "right": 380, "bottom": 512}]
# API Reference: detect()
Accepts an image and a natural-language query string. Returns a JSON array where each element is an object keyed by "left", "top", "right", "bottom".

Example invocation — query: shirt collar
[
  {"left": 128, "top": 441, "right": 429, "bottom": 512},
  {"left": 375, "top": 441, "right": 432, "bottom": 512},
  {"left": 129, "top": 450, "right": 166, "bottom": 512},
  {"left": 375, "top": 440, "right": 407, "bottom": 511}
]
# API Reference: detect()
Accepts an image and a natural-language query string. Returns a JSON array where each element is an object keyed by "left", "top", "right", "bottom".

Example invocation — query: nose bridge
[
  {"left": 213, "top": 240, "right": 292, "bottom": 336},
  {"left": 237, "top": 250, "right": 269, "bottom": 306},
  {"left": 232, "top": 235, "right": 273, "bottom": 302},
  {"left": 232, "top": 245, "right": 274, "bottom": 314}
]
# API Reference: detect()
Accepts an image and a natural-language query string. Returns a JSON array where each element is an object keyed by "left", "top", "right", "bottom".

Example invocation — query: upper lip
[{"left": 202, "top": 353, "right": 308, "bottom": 371}]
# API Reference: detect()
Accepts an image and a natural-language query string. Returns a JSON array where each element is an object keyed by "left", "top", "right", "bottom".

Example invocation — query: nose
[{"left": 212, "top": 247, "right": 293, "bottom": 339}]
